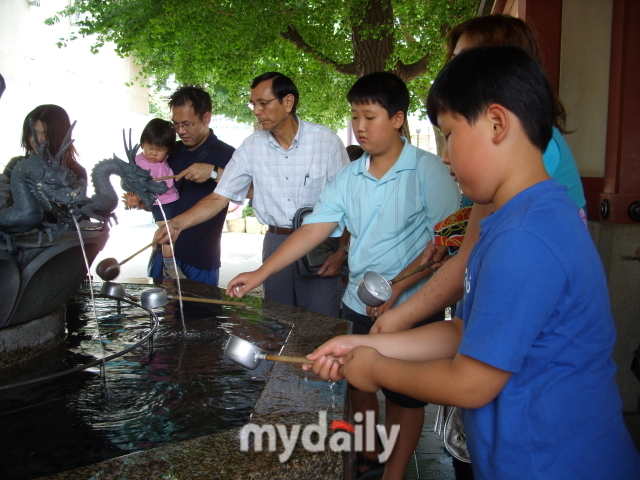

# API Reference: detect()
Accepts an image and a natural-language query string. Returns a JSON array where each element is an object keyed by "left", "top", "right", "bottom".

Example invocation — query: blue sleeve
[
  {"left": 459, "top": 230, "right": 566, "bottom": 372},
  {"left": 542, "top": 134, "right": 561, "bottom": 177},
  {"left": 419, "top": 158, "right": 460, "bottom": 233}
]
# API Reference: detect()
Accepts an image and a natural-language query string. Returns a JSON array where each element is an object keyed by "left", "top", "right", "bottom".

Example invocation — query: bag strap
[{"left": 193, "top": 138, "right": 223, "bottom": 165}]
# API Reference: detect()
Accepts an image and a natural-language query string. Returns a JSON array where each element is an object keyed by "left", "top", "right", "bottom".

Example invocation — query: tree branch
[
  {"left": 395, "top": 52, "right": 434, "bottom": 83},
  {"left": 280, "top": 25, "right": 357, "bottom": 76}
]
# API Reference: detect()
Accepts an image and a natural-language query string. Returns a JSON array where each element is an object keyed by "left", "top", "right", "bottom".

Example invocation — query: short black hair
[
  {"left": 427, "top": 46, "right": 554, "bottom": 152},
  {"left": 347, "top": 72, "right": 410, "bottom": 127},
  {"left": 0, "top": 73, "right": 5, "bottom": 99},
  {"left": 251, "top": 72, "right": 299, "bottom": 114},
  {"left": 169, "top": 85, "right": 212, "bottom": 119},
  {"left": 140, "top": 118, "right": 176, "bottom": 154}
]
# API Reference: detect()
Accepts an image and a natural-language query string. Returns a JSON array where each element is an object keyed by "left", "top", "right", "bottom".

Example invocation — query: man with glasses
[
  {"left": 143, "top": 85, "right": 235, "bottom": 285},
  {"left": 155, "top": 72, "right": 349, "bottom": 317}
]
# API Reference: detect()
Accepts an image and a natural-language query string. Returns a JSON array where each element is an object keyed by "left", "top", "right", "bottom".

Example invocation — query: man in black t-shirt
[{"left": 143, "top": 86, "right": 234, "bottom": 285}]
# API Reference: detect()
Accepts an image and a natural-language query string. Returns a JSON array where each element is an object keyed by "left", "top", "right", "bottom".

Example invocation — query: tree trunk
[{"left": 351, "top": 0, "right": 395, "bottom": 77}]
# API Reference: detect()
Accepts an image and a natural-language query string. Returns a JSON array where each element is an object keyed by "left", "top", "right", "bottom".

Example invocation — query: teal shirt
[
  {"left": 542, "top": 127, "right": 586, "bottom": 209},
  {"left": 303, "top": 138, "right": 460, "bottom": 315}
]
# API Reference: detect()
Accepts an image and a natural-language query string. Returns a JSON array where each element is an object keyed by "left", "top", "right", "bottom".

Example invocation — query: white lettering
[
  {"left": 377, "top": 423, "right": 400, "bottom": 463},
  {"left": 301, "top": 410, "right": 327, "bottom": 452},
  {"left": 240, "top": 424, "right": 276, "bottom": 452},
  {"left": 276, "top": 424, "right": 300, "bottom": 462}
]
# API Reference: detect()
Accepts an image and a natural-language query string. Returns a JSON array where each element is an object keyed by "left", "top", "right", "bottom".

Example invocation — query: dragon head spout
[{"left": 116, "top": 129, "right": 168, "bottom": 209}]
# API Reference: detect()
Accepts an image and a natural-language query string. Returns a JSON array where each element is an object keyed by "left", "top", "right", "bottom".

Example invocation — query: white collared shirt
[{"left": 215, "top": 118, "right": 349, "bottom": 227}]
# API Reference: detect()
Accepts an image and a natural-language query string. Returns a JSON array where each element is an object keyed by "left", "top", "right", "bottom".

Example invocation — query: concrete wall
[
  {"left": 0, "top": 0, "right": 150, "bottom": 194},
  {"left": 589, "top": 222, "right": 640, "bottom": 412},
  {"left": 559, "top": 0, "right": 612, "bottom": 177}
]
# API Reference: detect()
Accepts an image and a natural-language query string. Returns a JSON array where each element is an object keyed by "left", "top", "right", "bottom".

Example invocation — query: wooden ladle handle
[
  {"left": 173, "top": 295, "right": 246, "bottom": 307},
  {"left": 389, "top": 260, "right": 436, "bottom": 285},
  {"left": 119, "top": 241, "right": 157, "bottom": 266},
  {"left": 153, "top": 175, "right": 178, "bottom": 181},
  {"left": 264, "top": 354, "right": 312, "bottom": 364}
]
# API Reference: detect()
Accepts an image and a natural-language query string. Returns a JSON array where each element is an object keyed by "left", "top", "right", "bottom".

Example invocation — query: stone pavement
[{"left": 92, "top": 222, "right": 640, "bottom": 479}]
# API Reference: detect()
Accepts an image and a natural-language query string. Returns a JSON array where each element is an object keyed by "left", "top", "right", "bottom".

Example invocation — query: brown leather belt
[{"left": 267, "top": 225, "right": 294, "bottom": 235}]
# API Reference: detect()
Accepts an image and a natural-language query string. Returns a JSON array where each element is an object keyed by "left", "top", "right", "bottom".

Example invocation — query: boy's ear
[
  {"left": 392, "top": 111, "right": 405, "bottom": 130},
  {"left": 486, "top": 104, "right": 509, "bottom": 144}
]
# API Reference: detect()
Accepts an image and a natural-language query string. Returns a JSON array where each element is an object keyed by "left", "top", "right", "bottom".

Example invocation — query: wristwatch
[
  {"left": 210, "top": 166, "right": 219, "bottom": 180},
  {"left": 338, "top": 244, "right": 349, "bottom": 255}
]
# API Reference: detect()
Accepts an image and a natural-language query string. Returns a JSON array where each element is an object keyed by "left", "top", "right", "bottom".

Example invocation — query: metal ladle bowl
[
  {"left": 100, "top": 281, "right": 139, "bottom": 302},
  {"left": 356, "top": 260, "right": 436, "bottom": 307},
  {"left": 95, "top": 241, "right": 157, "bottom": 281},
  {"left": 224, "top": 334, "right": 312, "bottom": 370},
  {"left": 100, "top": 281, "right": 126, "bottom": 300},
  {"left": 356, "top": 271, "right": 393, "bottom": 307},
  {"left": 96, "top": 258, "right": 120, "bottom": 281},
  {"left": 140, "top": 287, "right": 246, "bottom": 308}
]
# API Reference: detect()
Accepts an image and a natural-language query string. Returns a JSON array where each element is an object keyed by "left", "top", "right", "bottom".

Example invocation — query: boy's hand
[
  {"left": 365, "top": 290, "right": 400, "bottom": 322},
  {"left": 421, "top": 241, "right": 449, "bottom": 267},
  {"left": 340, "top": 346, "right": 383, "bottom": 392},
  {"left": 369, "top": 308, "right": 415, "bottom": 334},
  {"left": 303, "top": 334, "right": 366, "bottom": 381},
  {"left": 154, "top": 218, "right": 182, "bottom": 245},
  {"left": 305, "top": 354, "right": 345, "bottom": 382},
  {"left": 226, "top": 271, "right": 266, "bottom": 298},
  {"left": 317, "top": 249, "right": 347, "bottom": 277}
]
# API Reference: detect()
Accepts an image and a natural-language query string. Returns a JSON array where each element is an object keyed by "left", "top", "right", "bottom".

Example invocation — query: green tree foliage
[{"left": 47, "top": 0, "right": 476, "bottom": 129}]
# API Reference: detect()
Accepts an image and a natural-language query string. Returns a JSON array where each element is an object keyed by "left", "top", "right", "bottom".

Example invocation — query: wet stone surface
[{"left": 16, "top": 278, "right": 351, "bottom": 480}]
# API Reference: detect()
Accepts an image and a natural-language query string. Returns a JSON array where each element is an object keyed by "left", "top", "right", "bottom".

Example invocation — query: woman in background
[{"left": 5, "top": 104, "right": 86, "bottom": 182}]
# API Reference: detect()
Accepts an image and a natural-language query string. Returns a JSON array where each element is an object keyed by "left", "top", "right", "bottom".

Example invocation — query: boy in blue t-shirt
[
  {"left": 305, "top": 46, "right": 640, "bottom": 480},
  {"left": 227, "top": 72, "right": 459, "bottom": 479}
]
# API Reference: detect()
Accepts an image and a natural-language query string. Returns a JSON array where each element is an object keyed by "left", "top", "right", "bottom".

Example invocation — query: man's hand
[
  {"left": 339, "top": 346, "right": 384, "bottom": 392},
  {"left": 153, "top": 218, "right": 182, "bottom": 245},
  {"left": 175, "top": 163, "right": 216, "bottom": 183},
  {"left": 226, "top": 271, "right": 267, "bottom": 298},
  {"left": 317, "top": 249, "right": 346, "bottom": 277}
]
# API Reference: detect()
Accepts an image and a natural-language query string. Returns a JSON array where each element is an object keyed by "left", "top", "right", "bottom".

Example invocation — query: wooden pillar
[
  {"left": 595, "top": 0, "right": 640, "bottom": 223},
  {"left": 491, "top": 0, "right": 563, "bottom": 92}
]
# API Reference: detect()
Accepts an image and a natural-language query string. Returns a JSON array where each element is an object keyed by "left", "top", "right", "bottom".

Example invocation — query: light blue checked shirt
[
  {"left": 303, "top": 139, "right": 460, "bottom": 315},
  {"left": 215, "top": 118, "right": 349, "bottom": 228}
]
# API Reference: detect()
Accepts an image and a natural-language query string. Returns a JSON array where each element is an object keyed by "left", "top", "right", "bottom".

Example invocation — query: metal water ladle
[
  {"left": 140, "top": 287, "right": 246, "bottom": 308},
  {"left": 356, "top": 260, "right": 436, "bottom": 307},
  {"left": 224, "top": 334, "right": 311, "bottom": 370},
  {"left": 95, "top": 241, "right": 157, "bottom": 281},
  {"left": 100, "top": 281, "right": 139, "bottom": 302}
]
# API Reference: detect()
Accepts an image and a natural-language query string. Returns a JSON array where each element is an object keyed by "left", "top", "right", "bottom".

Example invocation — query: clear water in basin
[{"left": 0, "top": 284, "right": 289, "bottom": 480}]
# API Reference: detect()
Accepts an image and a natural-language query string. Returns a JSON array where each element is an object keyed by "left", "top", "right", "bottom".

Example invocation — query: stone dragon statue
[
  {"left": 80, "top": 130, "right": 168, "bottom": 223},
  {"left": 0, "top": 125, "right": 167, "bottom": 254},
  {"left": 0, "top": 120, "right": 87, "bottom": 252}
]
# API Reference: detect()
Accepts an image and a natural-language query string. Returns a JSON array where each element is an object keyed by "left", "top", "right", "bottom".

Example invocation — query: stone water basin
[{"left": 0, "top": 279, "right": 352, "bottom": 480}]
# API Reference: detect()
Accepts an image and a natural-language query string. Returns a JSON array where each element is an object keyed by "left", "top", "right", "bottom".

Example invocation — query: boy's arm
[
  {"left": 343, "top": 345, "right": 511, "bottom": 409},
  {"left": 306, "top": 317, "right": 463, "bottom": 381},
  {"left": 371, "top": 202, "right": 489, "bottom": 333},
  {"left": 226, "top": 222, "right": 338, "bottom": 297}
]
